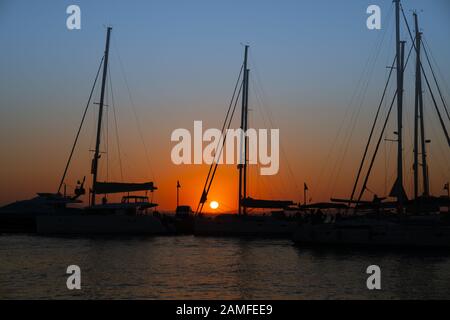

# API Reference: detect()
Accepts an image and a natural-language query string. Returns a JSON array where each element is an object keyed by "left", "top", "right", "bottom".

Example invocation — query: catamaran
[
  {"left": 293, "top": 0, "right": 450, "bottom": 248},
  {"left": 193, "top": 46, "right": 299, "bottom": 237},
  {"left": 28, "top": 27, "right": 170, "bottom": 235}
]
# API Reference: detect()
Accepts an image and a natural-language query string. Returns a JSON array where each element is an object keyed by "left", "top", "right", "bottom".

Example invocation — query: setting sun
[{"left": 209, "top": 201, "right": 219, "bottom": 210}]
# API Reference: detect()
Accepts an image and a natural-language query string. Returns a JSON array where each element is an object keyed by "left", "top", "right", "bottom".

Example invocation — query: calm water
[{"left": 1, "top": 234, "right": 450, "bottom": 299}]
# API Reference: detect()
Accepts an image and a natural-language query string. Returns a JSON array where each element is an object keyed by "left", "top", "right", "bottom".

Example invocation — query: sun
[{"left": 209, "top": 201, "right": 219, "bottom": 210}]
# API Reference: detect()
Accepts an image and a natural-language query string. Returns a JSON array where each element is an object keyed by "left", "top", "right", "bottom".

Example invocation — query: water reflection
[{"left": 0, "top": 235, "right": 449, "bottom": 299}]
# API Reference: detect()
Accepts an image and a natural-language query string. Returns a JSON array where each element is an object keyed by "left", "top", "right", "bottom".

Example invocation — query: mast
[
  {"left": 413, "top": 13, "right": 430, "bottom": 197},
  {"left": 413, "top": 13, "right": 419, "bottom": 199},
  {"left": 394, "top": 0, "right": 405, "bottom": 213},
  {"left": 238, "top": 45, "right": 249, "bottom": 215},
  {"left": 91, "top": 26, "right": 112, "bottom": 206},
  {"left": 243, "top": 67, "right": 250, "bottom": 214}
]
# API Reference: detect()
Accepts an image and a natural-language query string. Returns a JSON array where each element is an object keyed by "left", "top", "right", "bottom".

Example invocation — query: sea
[{"left": 1, "top": 234, "right": 450, "bottom": 299}]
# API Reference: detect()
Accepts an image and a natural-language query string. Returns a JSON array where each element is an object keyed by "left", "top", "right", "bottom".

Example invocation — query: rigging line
[
  {"left": 112, "top": 38, "right": 155, "bottom": 181},
  {"left": 423, "top": 36, "right": 450, "bottom": 107},
  {"left": 196, "top": 66, "right": 244, "bottom": 214},
  {"left": 328, "top": 14, "right": 392, "bottom": 198},
  {"left": 248, "top": 95, "right": 285, "bottom": 202},
  {"left": 421, "top": 40, "right": 450, "bottom": 122},
  {"left": 200, "top": 64, "right": 244, "bottom": 201},
  {"left": 329, "top": 52, "right": 382, "bottom": 197},
  {"left": 89, "top": 83, "right": 100, "bottom": 151},
  {"left": 108, "top": 64, "right": 124, "bottom": 181},
  {"left": 198, "top": 83, "right": 243, "bottom": 215},
  {"left": 249, "top": 76, "right": 288, "bottom": 196},
  {"left": 57, "top": 56, "right": 104, "bottom": 194},
  {"left": 357, "top": 43, "right": 415, "bottom": 203},
  {"left": 248, "top": 54, "right": 299, "bottom": 195},
  {"left": 400, "top": 4, "right": 450, "bottom": 147},
  {"left": 424, "top": 95, "right": 450, "bottom": 173},
  {"left": 205, "top": 84, "right": 243, "bottom": 198},
  {"left": 316, "top": 51, "right": 375, "bottom": 197},
  {"left": 349, "top": 56, "right": 397, "bottom": 204},
  {"left": 420, "top": 59, "right": 450, "bottom": 147},
  {"left": 383, "top": 61, "right": 394, "bottom": 195},
  {"left": 106, "top": 73, "right": 109, "bottom": 183},
  {"left": 246, "top": 82, "right": 277, "bottom": 200},
  {"left": 385, "top": 126, "right": 395, "bottom": 195},
  {"left": 250, "top": 79, "right": 281, "bottom": 197},
  {"left": 356, "top": 90, "right": 398, "bottom": 204},
  {"left": 195, "top": 65, "right": 243, "bottom": 213}
]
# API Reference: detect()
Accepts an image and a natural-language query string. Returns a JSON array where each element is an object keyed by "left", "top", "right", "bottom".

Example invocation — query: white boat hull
[
  {"left": 293, "top": 223, "right": 450, "bottom": 248},
  {"left": 36, "top": 214, "right": 168, "bottom": 235}
]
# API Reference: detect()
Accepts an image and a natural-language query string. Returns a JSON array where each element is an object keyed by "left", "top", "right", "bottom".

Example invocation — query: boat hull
[
  {"left": 194, "top": 215, "right": 297, "bottom": 238},
  {"left": 293, "top": 223, "right": 450, "bottom": 248},
  {"left": 0, "top": 213, "right": 36, "bottom": 233},
  {"left": 36, "top": 214, "right": 169, "bottom": 235},
  {"left": 0, "top": 208, "right": 83, "bottom": 233}
]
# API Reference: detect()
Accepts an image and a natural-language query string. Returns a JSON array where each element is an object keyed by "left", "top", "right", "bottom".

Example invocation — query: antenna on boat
[{"left": 91, "top": 26, "right": 112, "bottom": 206}]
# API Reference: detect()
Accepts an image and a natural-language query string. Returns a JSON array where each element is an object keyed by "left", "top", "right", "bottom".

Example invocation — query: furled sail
[
  {"left": 389, "top": 178, "right": 408, "bottom": 200},
  {"left": 94, "top": 182, "right": 157, "bottom": 194}
]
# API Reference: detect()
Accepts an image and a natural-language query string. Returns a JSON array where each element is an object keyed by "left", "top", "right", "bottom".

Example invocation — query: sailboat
[
  {"left": 293, "top": 0, "right": 450, "bottom": 248},
  {"left": 194, "top": 46, "right": 299, "bottom": 237},
  {"left": 34, "top": 27, "right": 170, "bottom": 235}
]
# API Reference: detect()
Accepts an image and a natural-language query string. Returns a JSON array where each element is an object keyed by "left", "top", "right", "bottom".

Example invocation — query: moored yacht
[
  {"left": 37, "top": 195, "right": 169, "bottom": 235},
  {"left": 194, "top": 212, "right": 297, "bottom": 238},
  {"left": 293, "top": 202, "right": 450, "bottom": 248},
  {"left": 193, "top": 46, "right": 298, "bottom": 238},
  {"left": 32, "top": 27, "right": 171, "bottom": 235},
  {"left": 293, "top": 1, "right": 450, "bottom": 248}
]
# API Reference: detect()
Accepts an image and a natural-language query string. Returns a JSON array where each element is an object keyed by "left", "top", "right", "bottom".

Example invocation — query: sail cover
[
  {"left": 95, "top": 182, "right": 157, "bottom": 194},
  {"left": 242, "top": 197, "right": 294, "bottom": 209}
]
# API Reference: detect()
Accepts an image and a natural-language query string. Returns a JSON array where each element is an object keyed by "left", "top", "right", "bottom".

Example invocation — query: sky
[{"left": 0, "top": 0, "right": 449, "bottom": 211}]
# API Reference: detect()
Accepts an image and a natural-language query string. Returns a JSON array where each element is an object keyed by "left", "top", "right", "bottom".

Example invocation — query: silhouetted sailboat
[
  {"left": 34, "top": 27, "right": 169, "bottom": 235},
  {"left": 194, "top": 46, "right": 298, "bottom": 237},
  {"left": 293, "top": 0, "right": 450, "bottom": 247}
]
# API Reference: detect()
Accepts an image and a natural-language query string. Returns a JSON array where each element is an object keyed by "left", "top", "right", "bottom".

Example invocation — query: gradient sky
[{"left": 1, "top": 0, "right": 449, "bottom": 211}]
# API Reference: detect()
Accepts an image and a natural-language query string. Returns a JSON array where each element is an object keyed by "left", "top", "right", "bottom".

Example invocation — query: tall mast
[
  {"left": 238, "top": 45, "right": 249, "bottom": 215},
  {"left": 414, "top": 13, "right": 430, "bottom": 197},
  {"left": 394, "top": 0, "right": 405, "bottom": 213},
  {"left": 413, "top": 12, "right": 420, "bottom": 200},
  {"left": 91, "top": 26, "right": 112, "bottom": 206},
  {"left": 243, "top": 67, "right": 250, "bottom": 214}
]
